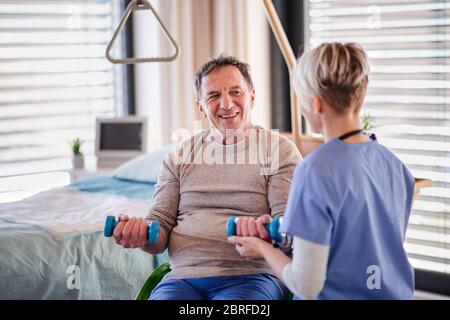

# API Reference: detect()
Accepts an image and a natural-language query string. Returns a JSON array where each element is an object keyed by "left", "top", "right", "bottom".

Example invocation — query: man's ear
[
  {"left": 249, "top": 88, "right": 255, "bottom": 109},
  {"left": 196, "top": 100, "right": 207, "bottom": 118},
  {"left": 312, "top": 96, "right": 323, "bottom": 115}
]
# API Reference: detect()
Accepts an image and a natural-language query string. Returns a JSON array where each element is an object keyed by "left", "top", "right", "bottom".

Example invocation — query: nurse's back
[{"left": 303, "top": 137, "right": 415, "bottom": 299}]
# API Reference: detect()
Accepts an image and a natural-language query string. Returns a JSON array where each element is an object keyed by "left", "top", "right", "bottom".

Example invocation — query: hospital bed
[{"left": 0, "top": 147, "right": 171, "bottom": 299}]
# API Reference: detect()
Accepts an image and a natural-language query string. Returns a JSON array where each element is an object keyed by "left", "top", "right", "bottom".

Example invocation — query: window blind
[
  {"left": 0, "top": 0, "right": 124, "bottom": 200},
  {"left": 306, "top": 0, "right": 449, "bottom": 276}
]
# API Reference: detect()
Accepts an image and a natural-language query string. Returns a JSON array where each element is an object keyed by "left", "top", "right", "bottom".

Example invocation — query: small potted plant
[
  {"left": 361, "top": 113, "right": 376, "bottom": 132},
  {"left": 71, "top": 138, "right": 85, "bottom": 169}
]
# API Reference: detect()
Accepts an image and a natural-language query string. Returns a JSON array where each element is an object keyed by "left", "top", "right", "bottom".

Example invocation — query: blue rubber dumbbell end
[
  {"left": 147, "top": 220, "right": 160, "bottom": 243},
  {"left": 270, "top": 216, "right": 283, "bottom": 243},
  {"left": 104, "top": 215, "right": 117, "bottom": 237},
  {"left": 226, "top": 216, "right": 237, "bottom": 238},
  {"left": 103, "top": 215, "right": 160, "bottom": 243}
]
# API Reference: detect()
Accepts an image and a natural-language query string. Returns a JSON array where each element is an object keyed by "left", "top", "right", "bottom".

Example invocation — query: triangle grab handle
[{"left": 106, "top": 0, "right": 180, "bottom": 64}]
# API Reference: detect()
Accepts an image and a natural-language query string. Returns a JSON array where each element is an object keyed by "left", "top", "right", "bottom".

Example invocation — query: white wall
[
  {"left": 245, "top": 0, "right": 271, "bottom": 129},
  {"left": 132, "top": 8, "right": 164, "bottom": 151}
]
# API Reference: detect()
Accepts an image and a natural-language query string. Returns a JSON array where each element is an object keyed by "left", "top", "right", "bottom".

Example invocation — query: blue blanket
[{"left": 68, "top": 176, "right": 156, "bottom": 200}]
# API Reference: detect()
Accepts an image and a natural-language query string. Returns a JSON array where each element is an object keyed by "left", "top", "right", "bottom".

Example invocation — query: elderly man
[{"left": 113, "top": 55, "right": 301, "bottom": 300}]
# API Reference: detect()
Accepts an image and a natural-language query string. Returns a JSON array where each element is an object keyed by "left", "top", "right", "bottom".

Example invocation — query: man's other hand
[{"left": 236, "top": 214, "right": 272, "bottom": 242}]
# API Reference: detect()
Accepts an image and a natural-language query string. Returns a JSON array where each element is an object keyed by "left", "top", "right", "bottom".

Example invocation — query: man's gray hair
[{"left": 193, "top": 54, "right": 254, "bottom": 100}]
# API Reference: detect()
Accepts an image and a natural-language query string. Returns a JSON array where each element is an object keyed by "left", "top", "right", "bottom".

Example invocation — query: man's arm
[
  {"left": 236, "top": 134, "right": 301, "bottom": 246},
  {"left": 144, "top": 150, "right": 181, "bottom": 253},
  {"left": 267, "top": 135, "right": 301, "bottom": 252},
  {"left": 266, "top": 135, "right": 301, "bottom": 218},
  {"left": 140, "top": 228, "right": 169, "bottom": 254},
  {"left": 112, "top": 144, "right": 184, "bottom": 253}
]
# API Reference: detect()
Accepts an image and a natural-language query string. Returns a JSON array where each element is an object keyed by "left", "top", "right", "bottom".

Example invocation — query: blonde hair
[{"left": 294, "top": 42, "right": 370, "bottom": 114}]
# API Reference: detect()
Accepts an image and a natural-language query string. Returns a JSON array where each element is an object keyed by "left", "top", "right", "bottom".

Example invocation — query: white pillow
[{"left": 112, "top": 143, "right": 176, "bottom": 183}]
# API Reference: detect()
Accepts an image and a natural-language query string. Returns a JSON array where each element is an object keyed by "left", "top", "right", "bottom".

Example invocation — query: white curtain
[{"left": 134, "top": 0, "right": 271, "bottom": 147}]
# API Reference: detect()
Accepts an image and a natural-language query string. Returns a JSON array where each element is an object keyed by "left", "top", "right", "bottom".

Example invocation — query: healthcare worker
[{"left": 229, "top": 42, "right": 415, "bottom": 299}]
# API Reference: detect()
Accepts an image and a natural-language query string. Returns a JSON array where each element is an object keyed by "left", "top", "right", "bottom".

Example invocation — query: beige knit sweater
[{"left": 147, "top": 126, "right": 301, "bottom": 280}]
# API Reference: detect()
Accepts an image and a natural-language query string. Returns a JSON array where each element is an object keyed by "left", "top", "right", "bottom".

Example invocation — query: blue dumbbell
[
  {"left": 226, "top": 216, "right": 283, "bottom": 243},
  {"left": 104, "top": 215, "right": 160, "bottom": 243}
]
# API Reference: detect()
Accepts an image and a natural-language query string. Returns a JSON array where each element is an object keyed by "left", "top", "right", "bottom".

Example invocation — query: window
[
  {"left": 306, "top": 0, "right": 450, "bottom": 293},
  {"left": 0, "top": 0, "right": 126, "bottom": 202}
]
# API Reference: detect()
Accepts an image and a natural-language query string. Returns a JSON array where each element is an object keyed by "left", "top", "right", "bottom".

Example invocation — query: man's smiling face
[{"left": 197, "top": 65, "right": 255, "bottom": 137}]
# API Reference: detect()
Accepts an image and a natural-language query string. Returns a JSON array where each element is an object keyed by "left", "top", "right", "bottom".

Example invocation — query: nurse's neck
[{"left": 322, "top": 111, "right": 370, "bottom": 143}]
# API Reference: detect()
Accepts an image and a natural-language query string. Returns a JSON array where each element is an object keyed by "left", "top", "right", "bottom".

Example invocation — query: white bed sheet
[{"left": 0, "top": 188, "right": 151, "bottom": 238}]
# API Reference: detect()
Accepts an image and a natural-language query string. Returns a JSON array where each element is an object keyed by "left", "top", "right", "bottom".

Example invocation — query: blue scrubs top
[{"left": 280, "top": 138, "right": 415, "bottom": 299}]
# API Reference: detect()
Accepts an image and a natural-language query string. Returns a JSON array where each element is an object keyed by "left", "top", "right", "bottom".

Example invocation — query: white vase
[{"left": 72, "top": 154, "right": 85, "bottom": 169}]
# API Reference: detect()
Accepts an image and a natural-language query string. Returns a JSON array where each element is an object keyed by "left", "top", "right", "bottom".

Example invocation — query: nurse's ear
[{"left": 312, "top": 96, "right": 324, "bottom": 115}]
